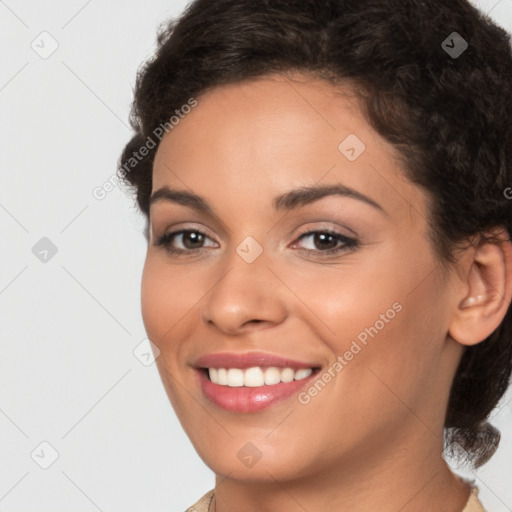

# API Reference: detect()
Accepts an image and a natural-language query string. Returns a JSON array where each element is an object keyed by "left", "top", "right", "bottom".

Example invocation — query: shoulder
[
  {"left": 185, "top": 489, "right": 215, "bottom": 512},
  {"left": 462, "top": 486, "right": 487, "bottom": 512}
]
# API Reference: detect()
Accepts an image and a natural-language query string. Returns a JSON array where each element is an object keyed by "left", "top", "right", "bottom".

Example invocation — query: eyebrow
[{"left": 149, "top": 184, "right": 386, "bottom": 216}]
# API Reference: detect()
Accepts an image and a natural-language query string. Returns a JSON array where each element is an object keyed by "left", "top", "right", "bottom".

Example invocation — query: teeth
[
  {"left": 244, "top": 367, "right": 264, "bottom": 387},
  {"left": 294, "top": 368, "right": 313, "bottom": 380},
  {"left": 226, "top": 368, "right": 244, "bottom": 387},
  {"left": 217, "top": 368, "right": 228, "bottom": 385},
  {"left": 264, "top": 367, "right": 281, "bottom": 385},
  {"left": 281, "top": 367, "right": 295, "bottom": 383},
  {"left": 208, "top": 366, "right": 313, "bottom": 386},
  {"left": 209, "top": 368, "right": 218, "bottom": 383}
]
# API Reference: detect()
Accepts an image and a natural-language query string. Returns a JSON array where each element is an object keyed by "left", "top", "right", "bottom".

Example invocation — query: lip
[
  {"left": 193, "top": 351, "right": 319, "bottom": 370},
  {"left": 193, "top": 352, "right": 320, "bottom": 413}
]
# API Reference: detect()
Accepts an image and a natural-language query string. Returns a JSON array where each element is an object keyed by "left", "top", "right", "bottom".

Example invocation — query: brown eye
[
  {"left": 311, "top": 232, "right": 339, "bottom": 251},
  {"left": 154, "top": 229, "right": 217, "bottom": 255},
  {"left": 179, "top": 231, "right": 206, "bottom": 249},
  {"left": 294, "top": 230, "right": 358, "bottom": 256}
]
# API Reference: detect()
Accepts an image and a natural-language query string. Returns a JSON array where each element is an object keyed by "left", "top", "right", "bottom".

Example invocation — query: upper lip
[{"left": 193, "top": 351, "right": 320, "bottom": 370}]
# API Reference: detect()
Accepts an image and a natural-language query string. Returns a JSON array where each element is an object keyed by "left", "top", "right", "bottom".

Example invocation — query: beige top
[{"left": 185, "top": 486, "right": 486, "bottom": 512}]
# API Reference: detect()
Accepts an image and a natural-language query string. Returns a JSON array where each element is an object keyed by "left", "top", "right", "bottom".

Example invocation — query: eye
[
  {"left": 291, "top": 229, "right": 358, "bottom": 256},
  {"left": 154, "top": 228, "right": 358, "bottom": 257},
  {"left": 154, "top": 229, "right": 217, "bottom": 256}
]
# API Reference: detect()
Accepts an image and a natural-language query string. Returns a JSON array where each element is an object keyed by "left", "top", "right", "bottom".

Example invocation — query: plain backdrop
[{"left": 1, "top": 1, "right": 512, "bottom": 510}]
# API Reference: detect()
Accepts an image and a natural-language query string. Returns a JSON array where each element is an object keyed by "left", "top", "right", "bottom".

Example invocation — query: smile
[
  {"left": 193, "top": 352, "right": 321, "bottom": 413},
  {"left": 208, "top": 366, "right": 313, "bottom": 387}
]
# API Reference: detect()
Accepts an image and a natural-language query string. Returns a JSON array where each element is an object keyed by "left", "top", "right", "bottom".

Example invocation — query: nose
[{"left": 200, "top": 246, "right": 288, "bottom": 335}]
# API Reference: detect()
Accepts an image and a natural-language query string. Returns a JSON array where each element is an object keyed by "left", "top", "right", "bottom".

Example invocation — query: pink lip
[
  {"left": 196, "top": 370, "right": 318, "bottom": 413},
  {"left": 192, "top": 352, "right": 320, "bottom": 413},
  {"left": 193, "top": 351, "right": 318, "bottom": 370}
]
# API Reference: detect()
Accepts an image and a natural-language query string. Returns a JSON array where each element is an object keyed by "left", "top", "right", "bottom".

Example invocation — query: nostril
[{"left": 244, "top": 319, "right": 264, "bottom": 327}]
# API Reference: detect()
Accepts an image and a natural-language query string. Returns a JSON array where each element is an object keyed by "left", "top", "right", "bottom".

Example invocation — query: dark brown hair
[{"left": 118, "top": 0, "right": 512, "bottom": 467}]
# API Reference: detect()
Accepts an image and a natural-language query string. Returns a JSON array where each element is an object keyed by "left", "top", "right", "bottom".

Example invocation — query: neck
[{"left": 212, "top": 428, "right": 472, "bottom": 512}]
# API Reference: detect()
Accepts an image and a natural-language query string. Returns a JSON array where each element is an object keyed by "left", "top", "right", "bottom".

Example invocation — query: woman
[{"left": 118, "top": 0, "right": 512, "bottom": 510}]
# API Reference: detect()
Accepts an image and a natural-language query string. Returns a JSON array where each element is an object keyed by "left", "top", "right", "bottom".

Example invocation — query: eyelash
[{"left": 154, "top": 228, "right": 358, "bottom": 258}]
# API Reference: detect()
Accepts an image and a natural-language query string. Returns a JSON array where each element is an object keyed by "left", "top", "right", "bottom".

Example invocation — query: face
[{"left": 141, "top": 73, "right": 463, "bottom": 482}]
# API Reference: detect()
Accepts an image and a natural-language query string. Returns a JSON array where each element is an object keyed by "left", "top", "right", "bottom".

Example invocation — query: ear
[{"left": 449, "top": 227, "right": 512, "bottom": 346}]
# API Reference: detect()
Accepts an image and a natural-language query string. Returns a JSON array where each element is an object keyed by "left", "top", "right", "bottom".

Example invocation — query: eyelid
[
  {"left": 154, "top": 222, "right": 218, "bottom": 243},
  {"left": 290, "top": 221, "right": 358, "bottom": 241},
  {"left": 150, "top": 208, "right": 232, "bottom": 240}
]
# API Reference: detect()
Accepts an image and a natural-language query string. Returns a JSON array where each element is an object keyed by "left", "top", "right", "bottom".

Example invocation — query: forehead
[
  {"left": 154, "top": 73, "right": 375, "bottom": 174},
  {"left": 151, "top": 72, "right": 425, "bottom": 221}
]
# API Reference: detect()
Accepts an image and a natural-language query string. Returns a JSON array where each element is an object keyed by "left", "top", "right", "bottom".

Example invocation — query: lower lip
[{"left": 196, "top": 369, "right": 317, "bottom": 413}]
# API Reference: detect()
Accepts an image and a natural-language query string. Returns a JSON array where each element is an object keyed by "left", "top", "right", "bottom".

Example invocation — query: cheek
[
  {"left": 141, "top": 256, "right": 168, "bottom": 343},
  {"left": 288, "top": 245, "right": 443, "bottom": 394},
  {"left": 277, "top": 254, "right": 407, "bottom": 350},
  {"left": 140, "top": 254, "right": 200, "bottom": 346},
  {"left": 140, "top": 255, "right": 200, "bottom": 409},
  {"left": 332, "top": 273, "right": 447, "bottom": 413}
]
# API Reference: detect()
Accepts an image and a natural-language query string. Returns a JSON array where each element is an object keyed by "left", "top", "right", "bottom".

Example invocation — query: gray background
[{"left": 1, "top": 1, "right": 511, "bottom": 510}]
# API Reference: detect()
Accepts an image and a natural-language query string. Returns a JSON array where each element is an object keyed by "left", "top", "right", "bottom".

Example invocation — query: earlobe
[{"left": 449, "top": 228, "right": 512, "bottom": 346}]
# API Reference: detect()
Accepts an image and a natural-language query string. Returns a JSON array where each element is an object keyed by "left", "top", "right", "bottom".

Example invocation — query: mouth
[
  {"left": 193, "top": 352, "right": 322, "bottom": 413},
  {"left": 202, "top": 366, "right": 316, "bottom": 386}
]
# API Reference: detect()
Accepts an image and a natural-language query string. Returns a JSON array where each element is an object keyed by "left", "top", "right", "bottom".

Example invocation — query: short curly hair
[{"left": 118, "top": 0, "right": 512, "bottom": 467}]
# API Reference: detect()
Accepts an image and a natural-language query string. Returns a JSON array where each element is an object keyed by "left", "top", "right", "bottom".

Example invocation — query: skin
[{"left": 141, "top": 72, "right": 512, "bottom": 512}]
